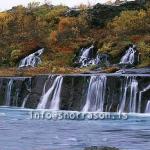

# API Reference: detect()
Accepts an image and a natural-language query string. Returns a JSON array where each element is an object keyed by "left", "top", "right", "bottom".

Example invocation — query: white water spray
[
  {"left": 21, "top": 94, "right": 30, "bottom": 108},
  {"left": 138, "top": 84, "right": 150, "bottom": 113},
  {"left": 79, "top": 45, "right": 95, "bottom": 67},
  {"left": 37, "top": 75, "right": 63, "bottom": 110},
  {"left": 19, "top": 48, "right": 44, "bottom": 68},
  {"left": 5, "top": 79, "right": 14, "bottom": 106},
  {"left": 119, "top": 77, "right": 138, "bottom": 113},
  {"left": 145, "top": 101, "right": 150, "bottom": 113},
  {"left": 82, "top": 75, "right": 107, "bottom": 112},
  {"left": 120, "top": 45, "right": 136, "bottom": 65}
]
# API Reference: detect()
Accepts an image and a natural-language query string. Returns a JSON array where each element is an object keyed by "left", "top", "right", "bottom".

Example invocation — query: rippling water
[{"left": 0, "top": 107, "right": 150, "bottom": 150}]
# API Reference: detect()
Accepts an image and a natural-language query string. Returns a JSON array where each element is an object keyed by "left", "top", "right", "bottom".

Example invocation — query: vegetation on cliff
[{"left": 0, "top": 1, "right": 149, "bottom": 75}]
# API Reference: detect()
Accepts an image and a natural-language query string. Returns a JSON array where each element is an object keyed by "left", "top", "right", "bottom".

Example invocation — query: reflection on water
[{"left": 0, "top": 107, "right": 150, "bottom": 150}]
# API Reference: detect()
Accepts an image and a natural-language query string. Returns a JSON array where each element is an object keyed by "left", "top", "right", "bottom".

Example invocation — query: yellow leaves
[
  {"left": 139, "top": 41, "right": 150, "bottom": 55},
  {"left": 0, "top": 12, "right": 10, "bottom": 19},
  {"left": 0, "top": 12, "right": 13, "bottom": 23},
  {"left": 11, "top": 50, "right": 22, "bottom": 61},
  {"left": 138, "top": 10, "right": 146, "bottom": 18},
  {"left": 46, "top": 6, "right": 68, "bottom": 22},
  {"left": 0, "top": 12, "right": 7, "bottom": 21},
  {"left": 138, "top": 41, "right": 150, "bottom": 66},
  {"left": 107, "top": 9, "right": 148, "bottom": 34},
  {"left": 0, "top": 12, "right": 14, "bottom": 34},
  {"left": 99, "top": 42, "right": 113, "bottom": 53}
]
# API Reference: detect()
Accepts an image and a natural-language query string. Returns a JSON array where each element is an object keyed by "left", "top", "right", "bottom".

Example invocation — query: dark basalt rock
[
  {"left": 84, "top": 146, "right": 119, "bottom": 150},
  {"left": 0, "top": 73, "right": 150, "bottom": 113},
  {"left": 86, "top": 1, "right": 145, "bottom": 27},
  {"left": 65, "top": 8, "right": 80, "bottom": 17},
  {"left": 0, "top": 77, "right": 31, "bottom": 106},
  {"left": 26, "top": 75, "right": 47, "bottom": 108}
]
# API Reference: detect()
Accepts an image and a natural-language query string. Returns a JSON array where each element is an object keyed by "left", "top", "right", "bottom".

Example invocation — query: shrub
[
  {"left": 107, "top": 9, "right": 149, "bottom": 34},
  {"left": 138, "top": 41, "right": 150, "bottom": 66},
  {"left": 46, "top": 5, "right": 68, "bottom": 22},
  {"left": 57, "top": 17, "right": 80, "bottom": 42},
  {"left": 0, "top": 12, "right": 13, "bottom": 34},
  {"left": 50, "top": 31, "right": 58, "bottom": 44},
  {"left": 11, "top": 49, "right": 22, "bottom": 62}
]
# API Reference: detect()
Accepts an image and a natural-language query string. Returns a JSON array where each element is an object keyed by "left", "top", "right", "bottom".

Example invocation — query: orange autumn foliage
[
  {"left": 58, "top": 17, "right": 77, "bottom": 33},
  {"left": 50, "top": 31, "right": 58, "bottom": 44}
]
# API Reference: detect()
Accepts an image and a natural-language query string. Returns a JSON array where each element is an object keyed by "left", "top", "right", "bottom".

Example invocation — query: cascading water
[
  {"left": 119, "top": 77, "right": 138, "bottom": 113},
  {"left": 119, "top": 77, "right": 128, "bottom": 113},
  {"left": 145, "top": 101, "right": 150, "bottom": 113},
  {"left": 120, "top": 45, "right": 137, "bottom": 65},
  {"left": 21, "top": 94, "right": 30, "bottom": 108},
  {"left": 129, "top": 78, "right": 138, "bottom": 112},
  {"left": 21, "top": 78, "right": 32, "bottom": 108},
  {"left": 5, "top": 79, "right": 14, "bottom": 106},
  {"left": 138, "top": 84, "right": 150, "bottom": 113},
  {"left": 76, "top": 45, "right": 109, "bottom": 67},
  {"left": 0, "top": 74, "right": 149, "bottom": 113},
  {"left": 37, "top": 75, "right": 63, "bottom": 110},
  {"left": 82, "top": 75, "right": 107, "bottom": 112},
  {"left": 19, "top": 48, "right": 44, "bottom": 68},
  {"left": 49, "top": 76, "right": 63, "bottom": 110},
  {"left": 37, "top": 75, "right": 53, "bottom": 109},
  {"left": 78, "top": 45, "right": 95, "bottom": 67},
  {"left": 2, "top": 77, "right": 32, "bottom": 107}
]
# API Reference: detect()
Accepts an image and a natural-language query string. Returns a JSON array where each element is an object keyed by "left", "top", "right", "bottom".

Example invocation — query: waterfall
[
  {"left": 120, "top": 45, "right": 136, "bottom": 65},
  {"left": 19, "top": 48, "right": 44, "bottom": 68},
  {"left": 37, "top": 75, "right": 53, "bottom": 109},
  {"left": 82, "top": 75, "right": 107, "bottom": 112},
  {"left": 5, "top": 79, "right": 14, "bottom": 106},
  {"left": 129, "top": 79, "right": 138, "bottom": 112},
  {"left": 76, "top": 45, "right": 109, "bottom": 67},
  {"left": 37, "top": 75, "right": 63, "bottom": 110},
  {"left": 49, "top": 76, "right": 63, "bottom": 110},
  {"left": 138, "top": 84, "right": 150, "bottom": 113},
  {"left": 21, "top": 78, "right": 32, "bottom": 108},
  {"left": 0, "top": 75, "right": 149, "bottom": 113},
  {"left": 119, "top": 77, "right": 138, "bottom": 113},
  {"left": 119, "top": 77, "right": 129, "bottom": 113},
  {"left": 21, "top": 94, "right": 30, "bottom": 108},
  {"left": 145, "top": 101, "right": 150, "bottom": 113},
  {"left": 79, "top": 45, "right": 95, "bottom": 67}
]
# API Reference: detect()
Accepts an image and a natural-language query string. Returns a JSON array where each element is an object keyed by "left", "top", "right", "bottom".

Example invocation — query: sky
[{"left": 0, "top": 0, "right": 116, "bottom": 11}]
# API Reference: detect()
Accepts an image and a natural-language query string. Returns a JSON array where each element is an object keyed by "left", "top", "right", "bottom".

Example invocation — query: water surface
[{"left": 0, "top": 107, "right": 150, "bottom": 150}]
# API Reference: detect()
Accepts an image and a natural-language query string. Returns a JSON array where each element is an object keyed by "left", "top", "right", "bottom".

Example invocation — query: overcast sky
[{"left": 0, "top": 0, "right": 117, "bottom": 11}]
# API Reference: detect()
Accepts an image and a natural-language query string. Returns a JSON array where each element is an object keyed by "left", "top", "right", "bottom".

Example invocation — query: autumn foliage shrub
[
  {"left": 50, "top": 31, "right": 58, "bottom": 44},
  {"left": 107, "top": 9, "right": 150, "bottom": 34},
  {"left": 57, "top": 17, "right": 79, "bottom": 41},
  {"left": 0, "top": 1, "right": 150, "bottom": 70},
  {"left": 0, "top": 12, "right": 13, "bottom": 35}
]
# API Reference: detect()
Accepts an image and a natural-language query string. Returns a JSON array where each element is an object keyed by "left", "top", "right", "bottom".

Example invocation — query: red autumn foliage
[
  {"left": 55, "top": 45, "right": 74, "bottom": 53},
  {"left": 130, "top": 35, "right": 142, "bottom": 43}
]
